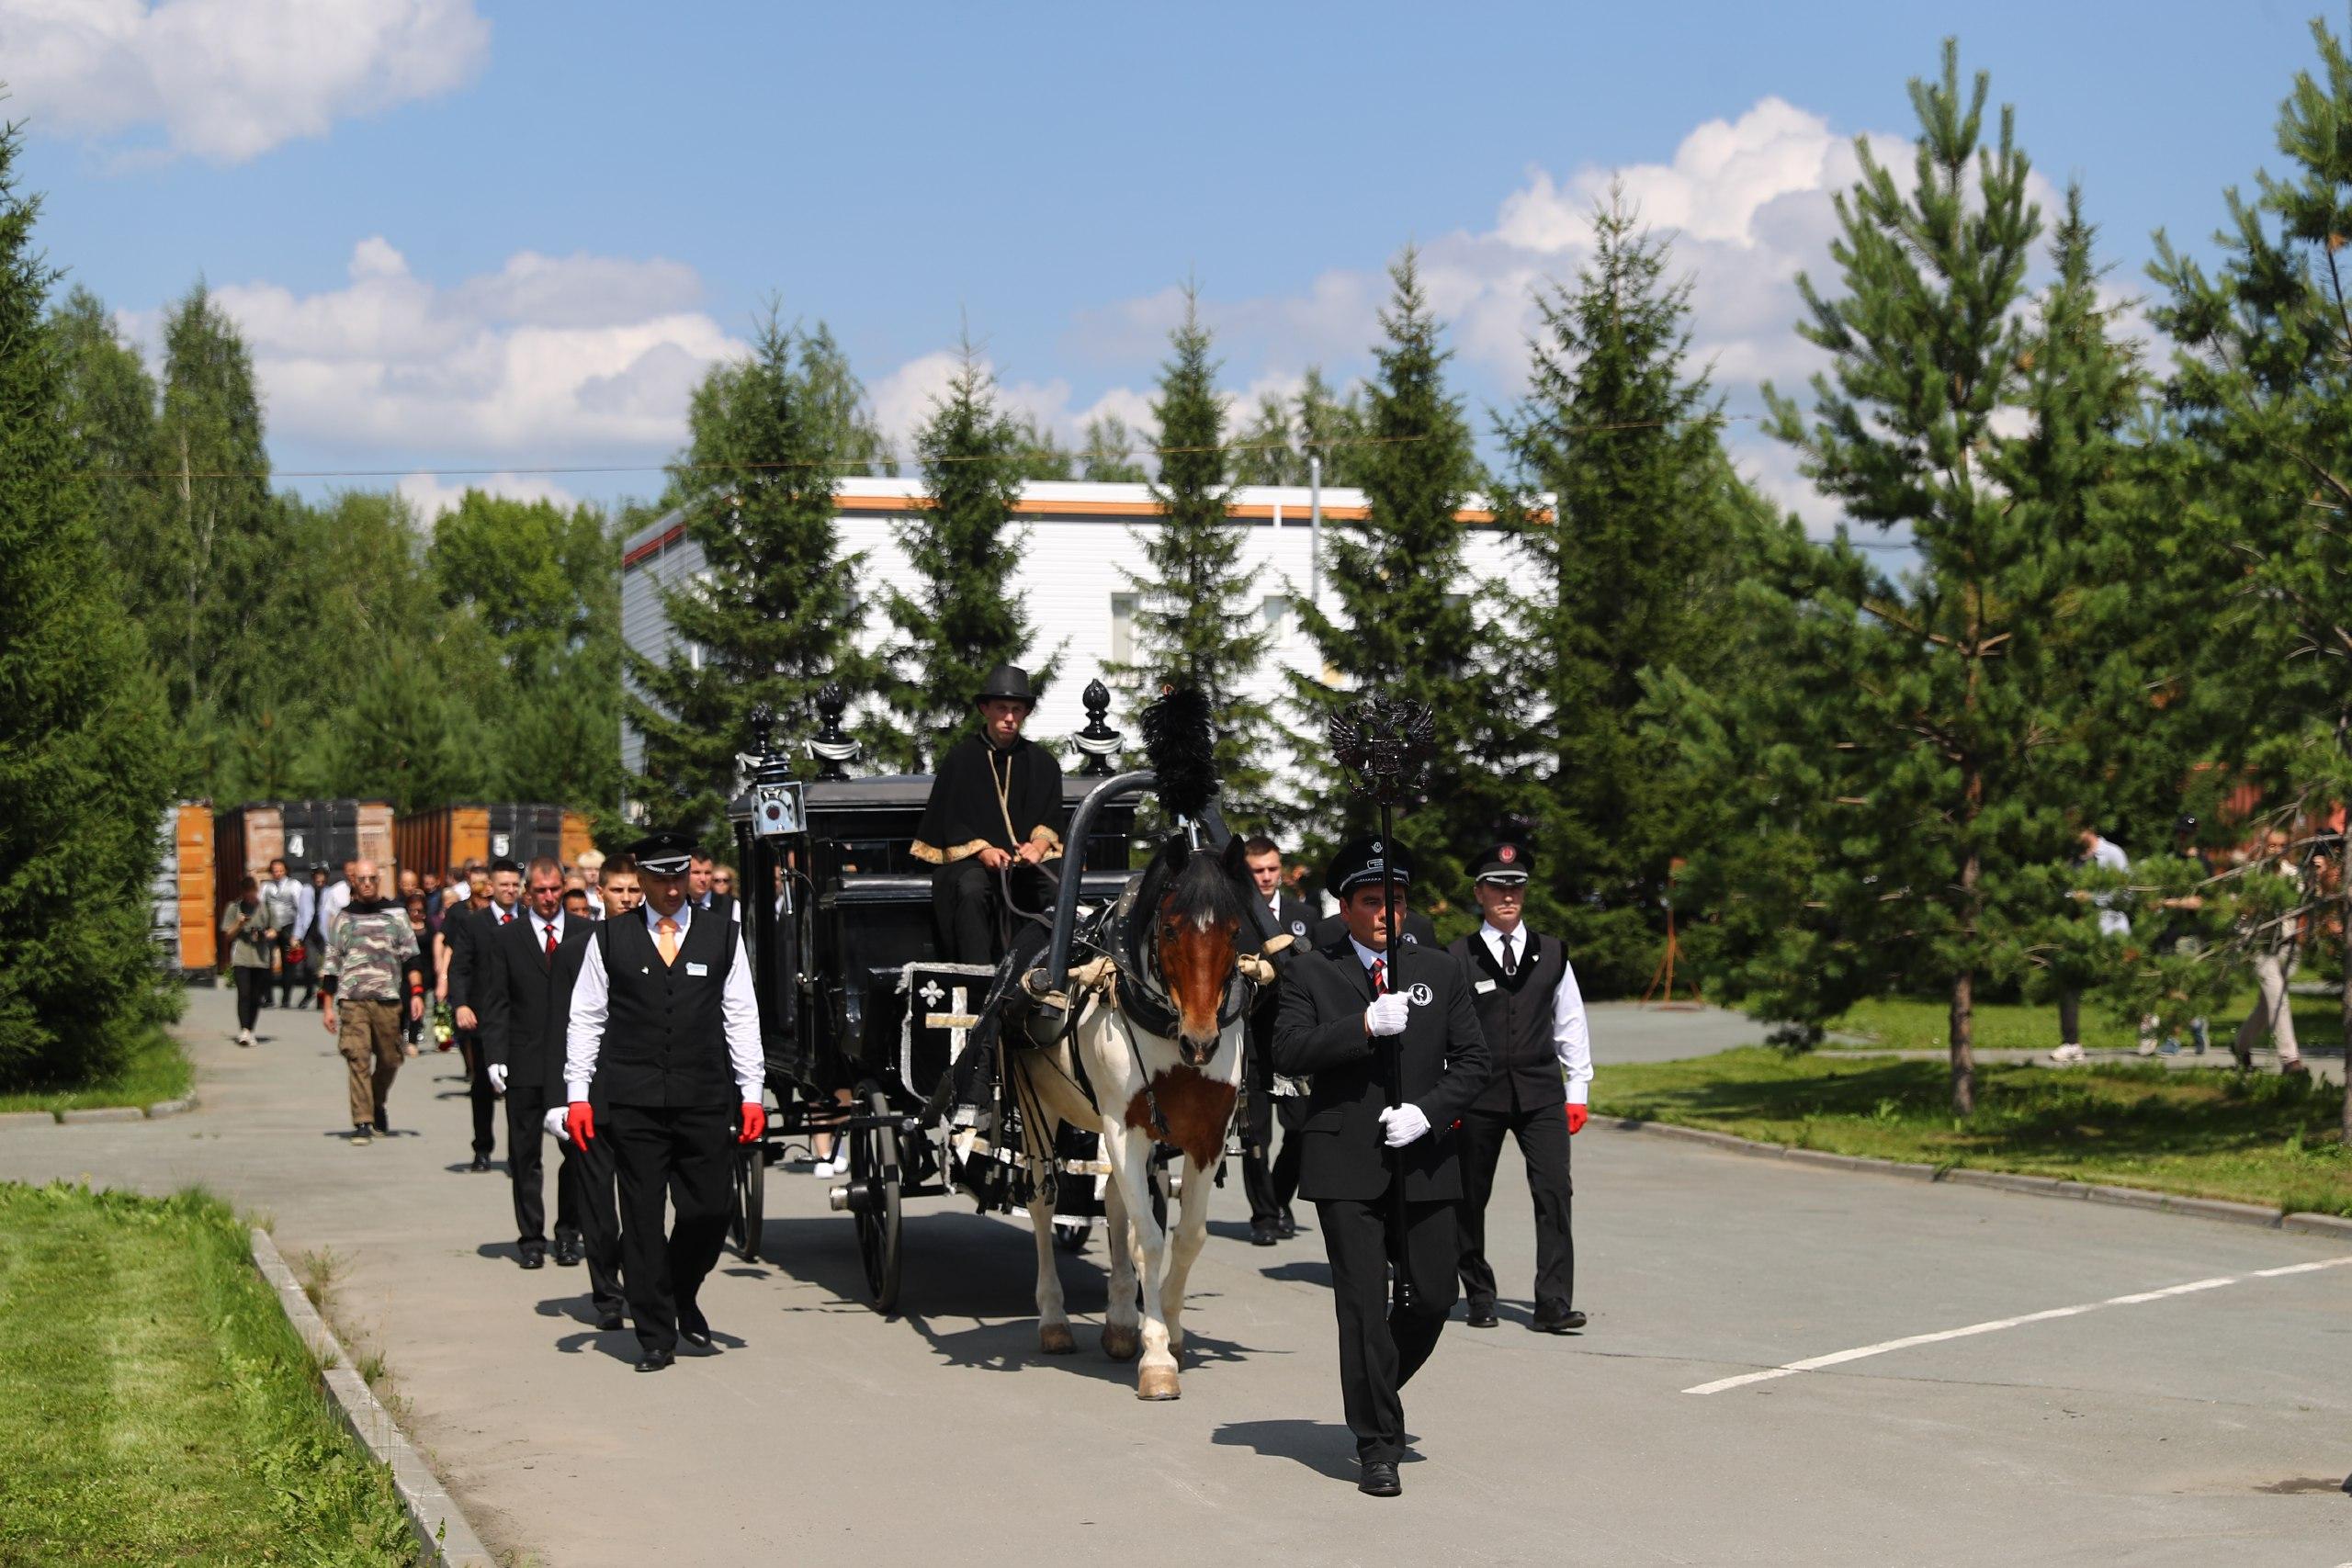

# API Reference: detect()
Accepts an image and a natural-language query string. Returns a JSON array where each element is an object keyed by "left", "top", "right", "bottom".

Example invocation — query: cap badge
[
  {"left": 1498, "top": 845, "right": 1517, "bottom": 863},
  {"left": 1370, "top": 840, "right": 1383, "bottom": 855}
]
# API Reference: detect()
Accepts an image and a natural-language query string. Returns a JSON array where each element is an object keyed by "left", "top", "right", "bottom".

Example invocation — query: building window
[
  {"left": 1110, "top": 593, "right": 1137, "bottom": 663},
  {"left": 1260, "top": 594, "right": 1288, "bottom": 635}
]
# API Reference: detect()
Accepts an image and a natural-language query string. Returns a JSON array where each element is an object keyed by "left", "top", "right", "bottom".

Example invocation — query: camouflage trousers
[{"left": 338, "top": 998, "right": 403, "bottom": 1127}]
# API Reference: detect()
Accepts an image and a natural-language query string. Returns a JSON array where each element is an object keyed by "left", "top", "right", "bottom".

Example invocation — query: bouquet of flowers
[{"left": 430, "top": 1000, "right": 456, "bottom": 1050}]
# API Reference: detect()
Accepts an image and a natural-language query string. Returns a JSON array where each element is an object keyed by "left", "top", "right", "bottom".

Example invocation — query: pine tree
[
  {"left": 1288, "top": 251, "right": 1489, "bottom": 903},
  {"left": 0, "top": 120, "right": 176, "bottom": 1087},
  {"left": 1081, "top": 413, "right": 1150, "bottom": 481},
  {"left": 2151, "top": 13, "right": 2352, "bottom": 1134},
  {"left": 1495, "top": 192, "right": 1771, "bottom": 995},
  {"left": 879, "top": 349, "right": 1057, "bottom": 768},
  {"left": 1112, "top": 291, "right": 1277, "bottom": 817},
  {"left": 628, "top": 311, "right": 885, "bottom": 837},
  {"left": 1296, "top": 367, "right": 1372, "bottom": 486},
  {"left": 1682, "top": 44, "right": 2137, "bottom": 1113},
  {"left": 48, "top": 287, "right": 157, "bottom": 560},
  {"left": 1227, "top": 392, "right": 1299, "bottom": 484}
]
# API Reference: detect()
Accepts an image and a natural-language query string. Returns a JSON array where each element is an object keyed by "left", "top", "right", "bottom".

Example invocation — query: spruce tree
[
  {"left": 629, "top": 311, "right": 886, "bottom": 837},
  {"left": 1227, "top": 392, "right": 1300, "bottom": 484},
  {"left": 1112, "top": 291, "right": 1277, "bottom": 817},
  {"left": 1288, "top": 251, "right": 1488, "bottom": 902},
  {"left": 1081, "top": 413, "right": 1150, "bottom": 481},
  {"left": 2151, "top": 13, "right": 2352, "bottom": 1134},
  {"left": 879, "top": 349, "right": 1057, "bottom": 769},
  {"left": 0, "top": 119, "right": 176, "bottom": 1087},
  {"left": 1495, "top": 192, "right": 1771, "bottom": 995}
]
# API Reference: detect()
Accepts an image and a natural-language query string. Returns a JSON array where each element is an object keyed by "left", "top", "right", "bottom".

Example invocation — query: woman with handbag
[{"left": 220, "top": 874, "right": 275, "bottom": 1046}]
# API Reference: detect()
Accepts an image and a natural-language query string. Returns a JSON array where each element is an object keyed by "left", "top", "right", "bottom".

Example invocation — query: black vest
[
  {"left": 597, "top": 910, "right": 736, "bottom": 1109},
  {"left": 1449, "top": 929, "right": 1566, "bottom": 1114}
]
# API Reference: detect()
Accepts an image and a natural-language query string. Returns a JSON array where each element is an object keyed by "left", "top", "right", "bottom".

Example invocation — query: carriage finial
[
  {"left": 808, "top": 682, "right": 858, "bottom": 781},
  {"left": 1073, "top": 678, "right": 1123, "bottom": 777}
]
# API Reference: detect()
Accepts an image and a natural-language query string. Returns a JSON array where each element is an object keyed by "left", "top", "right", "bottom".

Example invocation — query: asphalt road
[{"left": 4, "top": 987, "right": 2347, "bottom": 1568}]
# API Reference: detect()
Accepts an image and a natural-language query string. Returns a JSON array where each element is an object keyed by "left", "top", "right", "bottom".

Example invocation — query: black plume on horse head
[{"left": 1140, "top": 686, "right": 1218, "bottom": 821}]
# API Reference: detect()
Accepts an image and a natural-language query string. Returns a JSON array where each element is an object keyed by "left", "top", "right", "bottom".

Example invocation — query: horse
[{"left": 1006, "top": 834, "right": 1261, "bottom": 1400}]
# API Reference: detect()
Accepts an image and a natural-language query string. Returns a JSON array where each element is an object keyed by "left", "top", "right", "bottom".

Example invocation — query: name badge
[
  {"left": 1475, "top": 979, "right": 1497, "bottom": 994},
  {"left": 685, "top": 962, "right": 709, "bottom": 976}
]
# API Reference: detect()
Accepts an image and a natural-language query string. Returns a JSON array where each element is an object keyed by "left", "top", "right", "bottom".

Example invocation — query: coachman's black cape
[{"left": 911, "top": 733, "right": 1067, "bottom": 865}]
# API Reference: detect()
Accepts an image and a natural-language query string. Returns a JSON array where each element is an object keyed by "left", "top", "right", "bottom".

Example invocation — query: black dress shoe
[
  {"left": 634, "top": 1349, "right": 674, "bottom": 1373},
  {"left": 1277, "top": 1211, "right": 1297, "bottom": 1239},
  {"left": 678, "top": 1308, "right": 715, "bottom": 1352},
  {"left": 1464, "top": 1301, "right": 1498, "bottom": 1328},
  {"left": 1358, "top": 1461, "right": 1402, "bottom": 1497},
  {"left": 597, "top": 1312, "right": 626, "bottom": 1332},
  {"left": 373, "top": 1103, "right": 389, "bottom": 1134},
  {"left": 1249, "top": 1222, "right": 1279, "bottom": 1247},
  {"left": 553, "top": 1235, "right": 582, "bottom": 1268},
  {"left": 469, "top": 1153, "right": 491, "bottom": 1172},
  {"left": 1531, "top": 1304, "right": 1587, "bottom": 1334},
  {"left": 519, "top": 1247, "right": 545, "bottom": 1270}
]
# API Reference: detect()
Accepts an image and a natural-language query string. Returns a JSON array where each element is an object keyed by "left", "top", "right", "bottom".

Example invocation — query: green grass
[
  {"left": 0, "top": 1026, "right": 192, "bottom": 1116},
  {"left": 1823, "top": 993, "right": 2344, "bottom": 1055},
  {"left": 1594, "top": 1048, "right": 2352, "bottom": 1216},
  {"left": 0, "top": 1182, "right": 416, "bottom": 1566}
]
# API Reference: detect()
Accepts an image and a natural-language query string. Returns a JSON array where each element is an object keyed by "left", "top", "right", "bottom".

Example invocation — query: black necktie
[{"left": 1501, "top": 933, "right": 1518, "bottom": 976}]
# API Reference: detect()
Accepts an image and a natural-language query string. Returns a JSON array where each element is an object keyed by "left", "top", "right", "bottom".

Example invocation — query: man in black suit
[
  {"left": 475, "top": 858, "right": 623, "bottom": 1327},
  {"left": 447, "top": 858, "right": 524, "bottom": 1171},
  {"left": 1446, "top": 841, "right": 1590, "bottom": 1335},
  {"left": 563, "top": 830, "right": 765, "bottom": 1373},
  {"left": 1272, "top": 835, "right": 1490, "bottom": 1497},
  {"left": 1238, "top": 834, "right": 1317, "bottom": 1246}
]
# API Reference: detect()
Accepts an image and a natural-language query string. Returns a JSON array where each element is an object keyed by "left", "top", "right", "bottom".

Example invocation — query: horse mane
[{"left": 1155, "top": 835, "right": 1249, "bottom": 936}]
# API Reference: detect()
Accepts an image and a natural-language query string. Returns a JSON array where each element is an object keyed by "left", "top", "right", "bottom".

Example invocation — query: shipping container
[
  {"left": 214, "top": 800, "right": 395, "bottom": 917},
  {"left": 395, "top": 804, "right": 599, "bottom": 881}
]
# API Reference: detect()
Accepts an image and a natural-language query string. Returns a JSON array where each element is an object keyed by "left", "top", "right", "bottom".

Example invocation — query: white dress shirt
[
  {"left": 564, "top": 899, "right": 763, "bottom": 1105},
  {"left": 1478, "top": 920, "right": 1592, "bottom": 1106},
  {"left": 529, "top": 909, "right": 566, "bottom": 952},
  {"left": 317, "top": 878, "right": 352, "bottom": 943},
  {"left": 1349, "top": 936, "right": 1391, "bottom": 978}
]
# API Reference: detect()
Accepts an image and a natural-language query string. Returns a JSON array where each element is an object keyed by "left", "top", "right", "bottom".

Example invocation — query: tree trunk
[{"left": 1950, "top": 965, "right": 1977, "bottom": 1117}]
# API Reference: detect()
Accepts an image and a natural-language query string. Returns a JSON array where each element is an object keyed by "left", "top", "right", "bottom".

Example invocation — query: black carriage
[{"left": 722, "top": 685, "right": 1140, "bottom": 1312}]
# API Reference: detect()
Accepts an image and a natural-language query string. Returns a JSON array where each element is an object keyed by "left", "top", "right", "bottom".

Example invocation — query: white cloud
[
  {"left": 865, "top": 348, "right": 1157, "bottom": 460},
  {"left": 0, "top": 0, "right": 489, "bottom": 164},
  {"left": 196, "top": 237, "right": 745, "bottom": 461},
  {"left": 396, "top": 469, "right": 579, "bottom": 521}
]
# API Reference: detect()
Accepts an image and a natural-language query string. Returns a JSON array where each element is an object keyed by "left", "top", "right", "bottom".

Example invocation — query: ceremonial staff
[{"left": 1329, "top": 694, "right": 1436, "bottom": 1313}]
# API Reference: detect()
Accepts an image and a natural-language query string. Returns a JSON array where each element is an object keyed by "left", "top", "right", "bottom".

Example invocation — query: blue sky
[{"left": 4, "top": 1, "right": 2323, "bottom": 521}]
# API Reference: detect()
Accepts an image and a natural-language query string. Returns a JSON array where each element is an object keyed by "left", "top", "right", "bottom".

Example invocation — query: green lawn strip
[
  {"left": 0, "top": 1182, "right": 414, "bottom": 1565},
  {"left": 1592, "top": 1048, "right": 2352, "bottom": 1216},
  {"left": 0, "top": 1026, "right": 193, "bottom": 1116},
  {"left": 1818, "top": 994, "right": 2344, "bottom": 1055}
]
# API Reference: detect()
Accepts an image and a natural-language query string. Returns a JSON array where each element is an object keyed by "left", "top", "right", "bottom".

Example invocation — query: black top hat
[
  {"left": 1324, "top": 834, "right": 1414, "bottom": 899},
  {"left": 629, "top": 829, "right": 696, "bottom": 878},
  {"left": 974, "top": 663, "right": 1035, "bottom": 706},
  {"left": 1471, "top": 840, "right": 1532, "bottom": 884}
]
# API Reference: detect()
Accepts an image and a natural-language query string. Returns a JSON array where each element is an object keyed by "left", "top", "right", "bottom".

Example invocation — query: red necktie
[{"left": 1370, "top": 957, "right": 1386, "bottom": 993}]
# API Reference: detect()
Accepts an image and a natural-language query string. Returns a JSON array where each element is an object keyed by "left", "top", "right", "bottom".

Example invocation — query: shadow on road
[{"left": 1211, "top": 1419, "right": 1362, "bottom": 1481}]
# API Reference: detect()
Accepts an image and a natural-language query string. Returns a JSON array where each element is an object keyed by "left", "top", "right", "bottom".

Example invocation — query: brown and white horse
[{"left": 1011, "top": 840, "right": 1258, "bottom": 1400}]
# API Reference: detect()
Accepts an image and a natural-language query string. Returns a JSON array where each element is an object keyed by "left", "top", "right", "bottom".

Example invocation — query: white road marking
[{"left": 1684, "top": 1254, "right": 2352, "bottom": 1395}]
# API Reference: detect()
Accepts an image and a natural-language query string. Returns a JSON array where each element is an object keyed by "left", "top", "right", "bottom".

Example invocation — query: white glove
[
  {"left": 487, "top": 1063, "right": 508, "bottom": 1094},
  {"left": 543, "top": 1107, "right": 570, "bottom": 1144},
  {"left": 1378, "top": 1103, "right": 1430, "bottom": 1147},
  {"left": 1365, "top": 991, "right": 1412, "bottom": 1036}
]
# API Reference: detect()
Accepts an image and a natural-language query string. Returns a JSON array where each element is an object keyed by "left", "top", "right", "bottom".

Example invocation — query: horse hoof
[
  {"left": 1136, "top": 1366, "right": 1181, "bottom": 1401},
  {"left": 1101, "top": 1324, "right": 1139, "bottom": 1361},
  {"left": 1039, "top": 1324, "right": 1077, "bottom": 1356}
]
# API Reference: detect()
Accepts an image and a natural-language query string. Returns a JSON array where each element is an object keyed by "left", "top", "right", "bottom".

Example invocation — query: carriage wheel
[
  {"left": 729, "top": 1136, "right": 765, "bottom": 1263},
  {"left": 849, "top": 1085, "right": 902, "bottom": 1314}
]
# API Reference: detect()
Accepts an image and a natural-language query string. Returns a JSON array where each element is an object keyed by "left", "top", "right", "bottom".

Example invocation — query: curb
[
  {"left": 247, "top": 1228, "right": 494, "bottom": 1568},
  {"left": 0, "top": 1092, "right": 200, "bottom": 1127},
  {"left": 1609, "top": 1117, "right": 2338, "bottom": 1233}
]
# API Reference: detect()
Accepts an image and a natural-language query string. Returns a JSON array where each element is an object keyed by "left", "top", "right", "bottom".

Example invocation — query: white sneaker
[
  {"left": 2049, "top": 1043, "right": 2087, "bottom": 1066},
  {"left": 812, "top": 1154, "right": 840, "bottom": 1179},
  {"left": 236, "top": 1029, "right": 254, "bottom": 1047}
]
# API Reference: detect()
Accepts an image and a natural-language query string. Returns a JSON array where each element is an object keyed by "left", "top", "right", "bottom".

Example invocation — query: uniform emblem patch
[
  {"left": 1408, "top": 982, "right": 1433, "bottom": 1005},
  {"left": 1290, "top": 919, "right": 1306, "bottom": 936}
]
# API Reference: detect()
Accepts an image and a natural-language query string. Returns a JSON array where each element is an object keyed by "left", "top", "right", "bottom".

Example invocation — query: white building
[{"left": 619, "top": 477, "right": 1524, "bottom": 805}]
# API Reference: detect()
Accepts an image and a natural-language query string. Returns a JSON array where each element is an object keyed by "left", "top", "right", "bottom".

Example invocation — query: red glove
[
  {"left": 739, "top": 1101, "right": 766, "bottom": 1145},
  {"left": 1566, "top": 1102, "right": 1588, "bottom": 1135},
  {"left": 564, "top": 1101, "right": 596, "bottom": 1145}
]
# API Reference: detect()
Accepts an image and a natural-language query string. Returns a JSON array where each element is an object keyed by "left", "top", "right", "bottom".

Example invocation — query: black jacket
[
  {"left": 443, "top": 903, "right": 519, "bottom": 1011},
  {"left": 1270, "top": 938, "right": 1490, "bottom": 1203},
  {"left": 474, "top": 911, "right": 594, "bottom": 1100}
]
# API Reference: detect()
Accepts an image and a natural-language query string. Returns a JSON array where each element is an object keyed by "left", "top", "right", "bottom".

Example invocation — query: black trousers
[
  {"left": 1242, "top": 1097, "right": 1307, "bottom": 1226},
  {"left": 457, "top": 1035, "right": 498, "bottom": 1157},
  {"left": 232, "top": 964, "right": 269, "bottom": 1031},
  {"left": 1456, "top": 1100, "right": 1575, "bottom": 1313},
  {"left": 275, "top": 936, "right": 304, "bottom": 1008},
  {"left": 561, "top": 1118, "right": 627, "bottom": 1319},
  {"left": 608, "top": 1101, "right": 733, "bottom": 1356},
  {"left": 931, "top": 857, "right": 1051, "bottom": 965},
  {"left": 506, "top": 1085, "right": 563, "bottom": 1249},
  {"left": 1316, "top": 1194, "right": 1459, "bottom": 1464}
]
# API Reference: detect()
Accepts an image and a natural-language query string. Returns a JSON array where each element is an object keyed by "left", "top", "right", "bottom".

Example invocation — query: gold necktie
[{"left": 657, "top": 918, "right": 679, "bottom": 966}]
